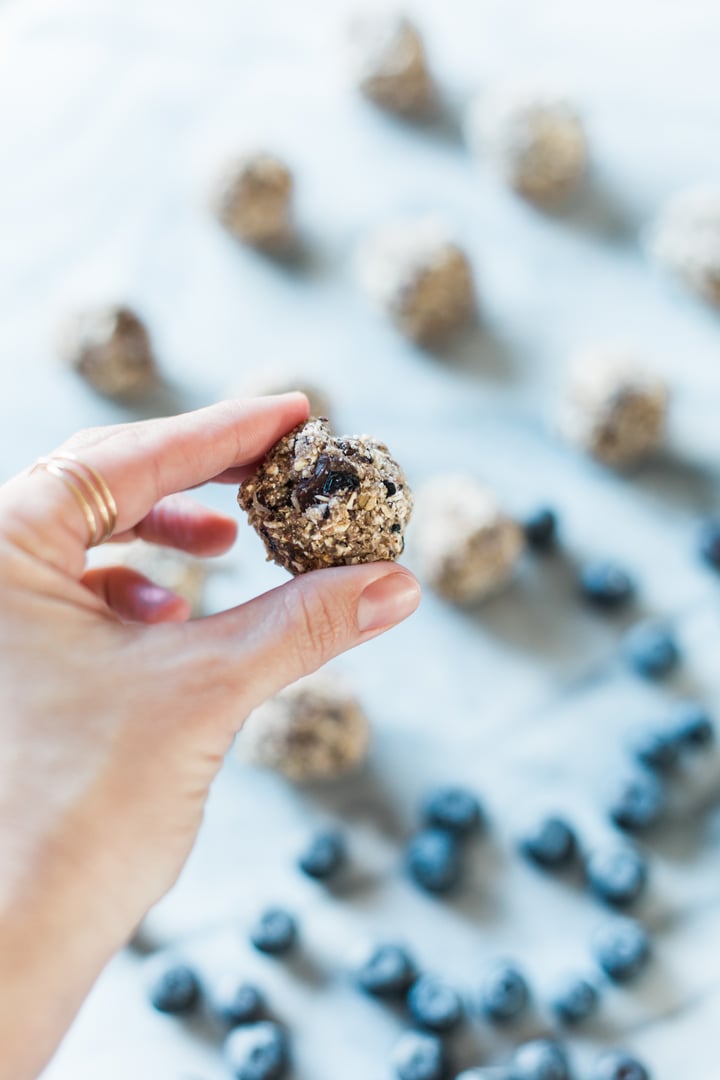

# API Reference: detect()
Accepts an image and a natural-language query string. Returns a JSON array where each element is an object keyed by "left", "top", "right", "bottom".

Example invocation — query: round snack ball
[
  {"left": 238, "top": 418, "right": 412, "bottom": 573},
  {"left": 407, "top": 974, "right": 463, "bottom": 1033},
  {"left": 148, "top": 961, "right": 201, "bottom": 1015},
  {"left": 412, "top": 474, "right": 524, "bottom": 605},
  {"left": 57, "top": 304, "right": 157, "bottom": 399},
  {"left": 406, "top": 828, "right": 463, "bottom": 894},
  {"left": 224, "top": 1021, "right": 289, "bottom": 1080},
  {"left": 355, "top": 941, "right": 417, "bottom": 997},
  {"left": 209, "top": 977, "right": 265, "bottom": 1027},
  {"left": 591, "top": 1050, "right": 650, "bottom": 1080},
  {"left": 349, "top": 11, "right": 434, "bottom": 115},
  {"left": 558, "top": 348, "right": 669, "bottom": 468},
  {"left": 391, "top": 1030, "right": 449, "bottom": 1080},
  {"left": 214, "top": 151, "right": 293, "bottom": 249},
  {"left": 592, "top": 917, "right": 650, "bottom": 983},
  {"left": 237, "top": 672, "right": 370, "bottom": 782},
  {"left": 356, "top": 218, "right": 475, "bottom": 344},
  {"left": 480, "top": 960, "right": 530, "bottom": 1022},
  {"left": 511, "top": 1039, "right": 571, "bottom": 1080},
  {"left": 297, "top": 829, "right": 347, "bottom": 880},
  {"left": 249, "top": 908, "right": 297, "bottom": 956},
  {"left": 649, "top": 185, "right": 720, "bottom": 306},
  {"left": 465, "top": 86, "right": 587, "bottom": 204},
  {"left": 586, "top": 845, "right": 648, "bottom": 908},
  {"left": 550, "top": 974, "right": 599, "bottom": 1025}
]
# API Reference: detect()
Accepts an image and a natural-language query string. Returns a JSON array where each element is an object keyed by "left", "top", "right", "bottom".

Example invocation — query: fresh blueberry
[
  {"left": 392, "top": 1031, "right": 448, "bottom": 1080},
  {"left": 422, "top": 786, "right": 483, "bottom": 837},
  {"left": 355, "top": 942, "right": 417, "bottom": 996},
  {"left": 455, "top": 1072, "right": 511, "bottom": 1080},
  {"left": 519, "top": 816, "right": 577, "bottom": 870},
  {"left": 224, "top": 1021, "right": 288, "bottom": 1080},
  {"left": 407, "top": 974, "right": 463, "bottom": 1033},
  {"left": 609, "top": 772, "right": 664, "bottom": 832},
  {"left": 579, "top": 561, "right": 635, "bottom": 609},
  {"left": 209, "top": 976, "right": 264, "bottom": 1027},
  {"left": 250, "top": 908, "right": 297, "bottom": 955},
  {"left": 524, "top": 507, "right": 559, "bottom": 552},
  {"left": 297, "top": 830, "right": 346, "bottom": 880},
  {"left": 630, "top": 724, "right": 679, "bottom": 772},
  {"left": 148, "top": 962, "right": 201, "bottom": 1015},
  {"left": 591, "top": 1049, "right": 650, "bottom": 1080},
  {"left": 592, "top": 918, "right": 650, "bottom": 982},
  {"left": 406, "top": 829, "right": 462, "bottom": 894},
  {"left": 586, "top": 846, "right": 648, "bottom": 907},
  {"left": 670, "top": 701, "right": 714, "bottom": 749},
  {"left": 511, "top": 1039, "right": 571, "bottom": 1080},
  {"left": 480, "top": 960, "right": 530, "bottom": 1022},
  {"left": 550, "top": 974, "right": 599, "bottom": 1024},
  {"left": 698, "top": 517, "right": 720, "bottom": 569},
  {"left": 622, "top": 621, "right": 679, "bottom": 679}
]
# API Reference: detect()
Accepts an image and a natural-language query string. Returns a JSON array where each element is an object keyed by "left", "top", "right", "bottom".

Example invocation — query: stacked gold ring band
[{"left": 33, "top": 453, "right": 118, "bottom": 547}]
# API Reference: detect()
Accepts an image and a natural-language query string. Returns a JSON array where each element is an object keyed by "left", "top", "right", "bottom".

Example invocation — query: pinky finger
[{"left": 82, "top": 566, "right": 191, "bottom": 625}]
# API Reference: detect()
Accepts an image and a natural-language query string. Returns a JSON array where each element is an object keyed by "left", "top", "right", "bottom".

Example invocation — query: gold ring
[{"left": 33, "top": 453, "right": 118, "bottom": 547}]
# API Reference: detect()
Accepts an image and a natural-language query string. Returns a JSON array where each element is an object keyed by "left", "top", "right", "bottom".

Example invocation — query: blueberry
[
  {"left": 455, "top": 1072, "right": 511, "bottom": 1080},
  {"left": 524, "top": 507, "right": 559, "bottom": 552},
  {"left": 550, "top": 974, "right": 599, "bottom": 1024},
  {"left": 224, "top": 1021, "right": 288, "bottom": 1080},
  {"left": 249, "top": 908, "right": 297, "bottom": 955},
  {"left": 391, "top": 1031, "right": 448, "bottom": 1080},
  {"left": 209, "top": 976, "right": 264, "bottom": 1027},
  {"left": 591, "top": 1049, "right": 650, "bottom": 1080},
  {"left": 480, "top": 960, "right": 530, "bottom": 1022},
  {"left": 297, "top": 830, "right": 346, "bottom": 880},
  {"left": 407, "top": 974, "right": 463, "bottom": 1033},
  {"left": 511, "top": 1039, "right": 571, "bottom": 1080},
  {"left": 622, "top": 621, "right": 679, "bottom": 679},
  {"left": 630, "top": 725, "right": 679, "bottom": 772},
  {"left": 592, "top": 918, "right": 650, "bottom": 982},
  {"left": 406, "top": 829, "right": 462, "bottom": 894},
  {"left": 579, "top": 561, "right": 635, "bottom": 609},
  {"left": 148, "top": 962, "right": 201, "bottom": 1015},
  {"left": 355, "top": 942, "right": 417, "bottom": 996},
  {"left": 609, "top": 772, "right": 664, "bottom": 832},
  {"left": 422, "top": 786, "right": 483, "bottom": 836},
  {"left": 670, "top": 701, "right": 714, "bottom": 749},
  {"left": 586, "top": 846, "right": 648, "bottom": 908},
  {"left": 698, "top": 517, "right": 720, "bottom": 569},
  {"left": 519, "top": 816, "right": 577, "bottom": 870}
]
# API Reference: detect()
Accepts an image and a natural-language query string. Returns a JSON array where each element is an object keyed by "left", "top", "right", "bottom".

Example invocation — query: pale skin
[{"left": 0, "top": 393, "right": 421, "bottom": 1080}]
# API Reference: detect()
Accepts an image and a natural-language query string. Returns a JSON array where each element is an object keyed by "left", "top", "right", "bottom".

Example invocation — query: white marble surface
[{"left": 2, "top": 0, "right": 720, "bottom": 1077}]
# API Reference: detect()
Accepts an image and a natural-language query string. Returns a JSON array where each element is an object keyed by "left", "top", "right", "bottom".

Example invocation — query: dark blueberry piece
[
  {"left": 670, "top": 701, "right": 714, "bottom": 749},
  {"left": 209, "top": 976, "right": 264, "bottom": 1027},
  {"left": 622, "top": 621, "right": 679, "bottom": 679},
  {"left": 591, "top": 1049, "right": 650, "bottom": 1080},
  {"left": 550, "top": 974, "right": 599, "bottom": 1024},
  {"left": 609, "top": 772, "right": 664, "bottom": 832},
  {"left": 406, "top": 829, "right": 462, "bottom": 894},
  {"left": 148, "top": 962, "right": 201, "bottom": 1015},
  {"left": 523, "top": 507, "right": 559, "bottom": 552},
  {"left": 519, "top": 816, "right": 577, "bottom": 870},
  {"left": 579, "top": 561, "right": 635, "bottom": 609},
  {"left": 297, "top": 830, "right": 346, "bottom": 880},
  {"left": 630, "top": 725, "right": 679, "bottom": 772},
  {"left": 224, "top": 1021, "right": 288, "bottom": 1080},
  {"left": 250, "top": 908, "right": 297, "bottom": 955},
  {"left": 454, "top": 1072, "right": 512, "bottom": 1080},
  {"left": 480, "top": 960, "right": 530, "bottom": 1022},
  {"left": 355, "top": 942, "right": 417, "bottom": 996},
  {"left": 391, "top": 1031, "right": 448, "bottom": 1080},
  {"left": 422, "top": 787, "right": 483, "bottom": 837},
  {"left": 511, "top": 1039, "right": 571, "bottom": 1080},
  {"left": 586, "top": 846, "right": 648, "bottom": 907},
  {"left": 698, "top": 517, "right": 720, "bottom": 569},
  {"left": 407, "top": 974, "right": 463, "bottom": 1033},
  {"left": 592, "top": 918, "right": 650, "bottom": 982}
]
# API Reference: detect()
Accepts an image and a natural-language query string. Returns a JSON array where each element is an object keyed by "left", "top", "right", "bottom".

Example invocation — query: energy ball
[
  {"left": 650, "top": 185, "right": 720, "bottom": 305},
  {"left": 559, "top": 348, "right": 669, "bottom": 467},
  {"left": 357, "top": 218, "right": 475, "bottom": 344},
  {"left": 237, "top": 418, "right": 412, "bottom": 574},
  {"left": 465, "top": 86, "right": 588, "bottom": 204},
  {"left": 57, "top": 305, "right": 157, "bottom": 399},
  {"left": 237, "top": 672, "right": 370, "bottom": 782},
  {"left": 412, "top": 475, "right": 524, "bottom": 604},
  {"left": 214, "top": 152, "right": 293, "bottom": 249},
  {"left": 349, "top": 12, "right": 434, "bottom": 115},
  {"left": 91, "top": 540, "right": 212, "bottom": 618}
]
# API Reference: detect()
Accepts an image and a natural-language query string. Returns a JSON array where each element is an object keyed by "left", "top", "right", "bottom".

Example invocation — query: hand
[{"left": 0, "top": 394, "right": 420, "bottom": 1079}]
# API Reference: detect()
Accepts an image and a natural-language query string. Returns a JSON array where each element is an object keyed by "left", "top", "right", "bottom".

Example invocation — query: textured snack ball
[
  {"left": 558, "top": 348, "right": 669, "bottom": 467},
  {"left": 58, "top": 304, "right": 157, "bottom": 399},
  {"left": 214, "top": 152, "right": 294, "bottom": 249},
  {"left": 465, "top": 86, "right": 588, "bottom": 203},
  {"left": 356, "top": 218, "right": 475, "bottom": 344},
  {"left": 412, "top": 475, "right": 524, "bottom": 604},
  {"left": 349, "top": 11, "right": 434, "bottom": 114},
  {"left": 650, "top": 185, "right": 720, "bottom": 305},
  {"left": 238, "top": 418, "right": 412, "bottom": 573},
  {"left": 237, "top": 672, "right": 370, "bottom": 782}
]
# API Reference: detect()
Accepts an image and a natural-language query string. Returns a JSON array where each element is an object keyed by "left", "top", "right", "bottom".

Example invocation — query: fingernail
[{"left": 357, "top": 571, "right": 421, "bottom": 633}]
